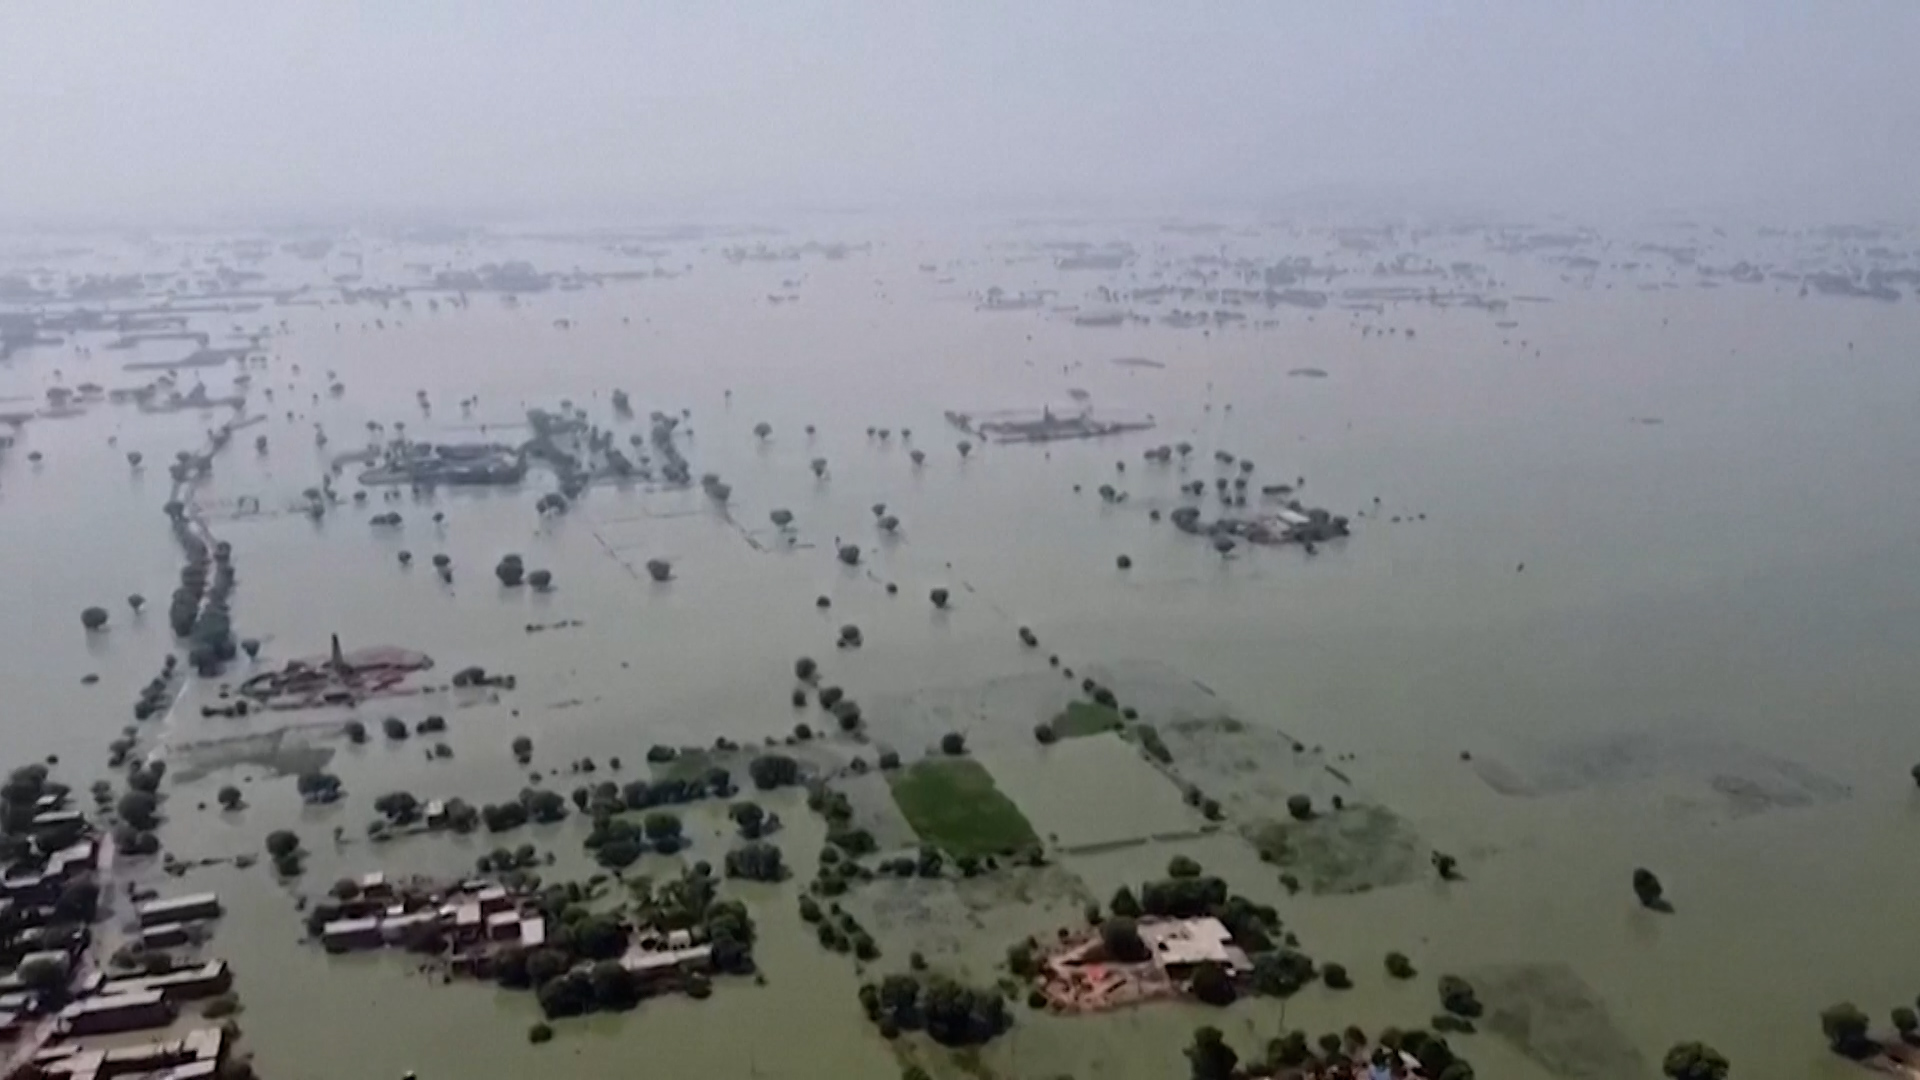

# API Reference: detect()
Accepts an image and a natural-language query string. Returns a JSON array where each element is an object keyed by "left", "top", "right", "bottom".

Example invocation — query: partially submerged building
[
  {"left": 135, "top": 893, "right": 221, "bottom": 928},
  {"left": 58, "top": 990, "right": 175, "bottom": 1036}
]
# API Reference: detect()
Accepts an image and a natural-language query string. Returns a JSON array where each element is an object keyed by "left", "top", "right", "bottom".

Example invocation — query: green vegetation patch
[
  {"left": 1048, "top": 701, "right": 1122, "bottom": 739},
  {"left": 888, "top": 758, "right": 1038, "bottom": 858},
  {"left": 1245, "top": 803, "right": 1422, "bottom": 895}
]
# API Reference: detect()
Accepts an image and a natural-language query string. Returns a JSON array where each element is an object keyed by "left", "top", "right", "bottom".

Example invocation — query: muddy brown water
[{"left": 2, "top": 225, "right": 1918, "bottom": 1080}]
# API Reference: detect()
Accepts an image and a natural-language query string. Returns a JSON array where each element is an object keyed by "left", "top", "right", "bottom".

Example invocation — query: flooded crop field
[{"left": 4, "top": 217, "right": 1920, "bottom": 1080}]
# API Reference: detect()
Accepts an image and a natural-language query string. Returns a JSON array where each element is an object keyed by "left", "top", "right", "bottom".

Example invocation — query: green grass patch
[
  {"left": 888, "top": 758, "right": 1038, "bottom": 858},
  {"left": 1048, "top": 701, "right": 1123, "bottom": 739}
]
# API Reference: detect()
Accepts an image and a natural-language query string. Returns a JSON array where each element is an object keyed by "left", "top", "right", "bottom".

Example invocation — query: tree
[
  {"left": 939, "top": 732, "right": 966, "bottom": 756},
  {"left": 217, "top": 785, "right": 243, "bottom": 810},
  {"left": 526, "top": 947, "right": 572, "bottom": 986},
  {"left": 17, "top": 957, "right": 66, "bottom": 993},
  {"left": 381, "top": 717, "right": 409, "bottom": 740},
  {"left": 118, "top": 790, "right": 160, "bottom": 830},
  {"left": 1819, "top": 1002, "right": 1873, "bottom": 1058},
  {"left": 748, "top": 754, "right": 800, "bottom": 790},
  {"left": 344, "top": 720, "right": 367, "bottom": 744},
  {"left": 930, "top": 588, "right": 950, "bottom": 609},
  {"left": 53, "top": 880, "right": 100, "bottom": 923},
  {"left": 81, "top": 606, "right": 110, "bottom": 631},
  {"left": 374, "top": 791, "right": 421, "bottom": 823},
  {"left": 1167, "top": 855, "right": 1202, "bottom": 879},
  {"left": 536, "top": 971, "right": 593, "bottom": 1018},
  {"left": 529, "top": 569, "right": 553, "bottom": 590},
  {"left": 1322, "top": 962, "right": 1352, "bottom": 989},
  {"left": 1633, "top": 868, "right": 1668, "bottom": 911},
  {"left": 1286, "top": 794, "right": 1313, "bottom": 821},
  {"left": 725, "top": 842, "right": 786, "bottom": 882},
  {"left": 731, "top": 801, "right": 767, "bottom": 839},
  {"left": 1386, "top": 951, "right": 1417, "bottom": 979},
  {"left": 1662, "top": 1042, "right": 1730, "bottom": 1080},
  {"left": 1099, "top": 918, "right": 1148, "bottom": 962},
  {"left": 1894, "top": 1006, "right": 1919, "bottom": 1041},
  {"left": 1189, "top": 961, "right": 1236, "bottom": 1006},
  {"left": 588, "top": 960, "right": 637, "bottom": 1010},
  {"left": 642, "top": 811, "right": 683, "bottom": 843},
  {"left": 1110, "top": 886, "right": 1141, "bottom": 918},
  {"left": 265, "top": 830, "right": 300, "bottom": 859},
  {"left": 1438, "top": 975, "right": 1483, "bottom": 1019},
  {"left": 1186, "top": 1026, "right": 1238, "bottom": 1080}
]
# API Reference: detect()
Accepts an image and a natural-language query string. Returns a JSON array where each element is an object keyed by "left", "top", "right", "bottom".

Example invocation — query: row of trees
[{"left": 856, "top": 972, "right": 1010, "bottom": 1046}]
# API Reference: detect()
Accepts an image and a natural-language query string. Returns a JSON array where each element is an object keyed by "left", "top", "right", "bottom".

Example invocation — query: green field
[
  {"left": 887, "top": 757, "right": 1039, "bottom": 857},
  {"left": 1048, "top": 701, "right": 1123, "bottom": 739}
]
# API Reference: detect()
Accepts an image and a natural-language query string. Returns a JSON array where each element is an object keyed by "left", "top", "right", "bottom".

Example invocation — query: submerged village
[{"left": 2, "top": 220, "right": 1920, "bottom": 1080}]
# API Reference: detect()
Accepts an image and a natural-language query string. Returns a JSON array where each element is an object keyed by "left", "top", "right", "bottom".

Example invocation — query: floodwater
[{"left": 3, "top": 223, "right": 1920, "bottom": 1080}]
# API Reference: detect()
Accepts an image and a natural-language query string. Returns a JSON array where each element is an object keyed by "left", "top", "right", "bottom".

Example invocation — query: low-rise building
[
  {"left": 1137, "top": 917, "right": 1250, "bottom": 978},
  {"left": 620, "top": 944, "right": 712, "bottom": 985},
  {"left": 139, "top": 923, "right": 192, "bottom": 950},
  {"left": 100, "top": 960, "right": 231, "bottom": 1003},
  {"left": 321, "top": 917, "right": 382, "bottom": 952},
  {"left": 58, "top": 990, "right": 176, "bottom": 1036},
  {"left": 135, "top": 893, "right": 221, "bottom": 928}
]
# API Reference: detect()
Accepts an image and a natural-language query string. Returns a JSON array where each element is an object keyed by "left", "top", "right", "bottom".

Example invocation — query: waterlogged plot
[
  {"left": 862, "top": 661, "right": 1227, "bottom": 758},
  {"left": 983, "top": 738, "right": 1201, "bottom": 852},
  {"left": 844, "top": 866, "right": 1091, "bottom": 983},
  {"left": 1048, "top": 701, "right": 1122, "bottom": 739},
  {"left": 1470, "top": 729, "right": 1850, "bottom": 819},
  {"left": 864, "top": 672, "right": 1084, "bottom": 755},
  {"left": 1471, "top": 963, "right": 1649, "bottom": 1080},
  {"left": 833, "top": 770, "right": 920, "bottom": 852},
  {"left": 888, "top": 757, "right": 1038, "bottom": 858},
  {"left": 1244, "top": 803, "right": 1423, "bottom": 895},
  {"left": 1151, "top": 716, "right": 1427, "bottom": 894},
  {"left": 1150, "top": 715, "right": 1343, "bottom": 815}
]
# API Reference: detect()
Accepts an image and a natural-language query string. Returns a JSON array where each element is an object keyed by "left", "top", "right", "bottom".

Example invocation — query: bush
[
  {"left": 1662, "top": 1041, "right": 1730, "bottom": 1080},
  {"left": 528, "top": 1022, "right": 554, "bottom": 1045},
  {"left": 1438, "top": 975, "right": 1483, "bottom": 1019},
  {"left": 939, "top": 732, "right": 966, "bottom": 756},
  {"left": 749, "top": 754, "right": 800, "bottom": 791},
  {"left": 382, "top": 717, "right": 409, "bottom": 740},
  {"left": 1895, "top": 1005, "right": 1919, "bottom": 1039},
  {"left": 1633, "top": 867, "right": 1666, "bottom": 909},
  {"left": 118, "top": 790, "right": 160, "bottom": 830},
  {"left": 1322, "top": 962, "right": 1352, "bottom": 990},
  {"left": 344, "top": 720, "right": 367, "bottom": 744},
  {"left": 1167, "top": 855, "right": 1202, "bottom": 879},
  {"left": 1385, "top": 951, "right": 1416, "bottom": 979},
  {"left": 724, "top": 841, "right": 786, "bottom": 882},
  {"left": 1819, "top": 1002, "right": 1873, "bottom": 1058},
  {"left": 1099, "top": 918, "right": 1148, "bottom": 963}
]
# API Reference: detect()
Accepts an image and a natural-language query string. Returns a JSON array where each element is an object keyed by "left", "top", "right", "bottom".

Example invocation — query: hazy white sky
[{"left": 3, "top": 0, "right": 1914, "bottom": 223}]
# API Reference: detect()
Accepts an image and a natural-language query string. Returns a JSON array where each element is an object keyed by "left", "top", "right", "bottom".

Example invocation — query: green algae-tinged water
[{"left": 2, "top": 226, "right": 1919, "bottom": 1080}]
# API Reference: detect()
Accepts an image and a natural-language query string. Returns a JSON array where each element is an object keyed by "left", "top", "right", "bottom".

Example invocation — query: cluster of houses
[
  {"left": 1035, "top": 916, "right": 1251, "bottom": 1012},
  {"left": 313, "top": 872, "right": 717, "bottom": 991},
  {"left": 27, "top": 1025, "right": 231, "bottom": 1080},
  {"left": 2, "top": 781, "right": 240, "bottom": 1080},
  {"left": 3, "top": 892, "right": 228, "bottom": 1042},
  {"left": 317, "top": 873, "right": 544, "bottom": 958}
]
